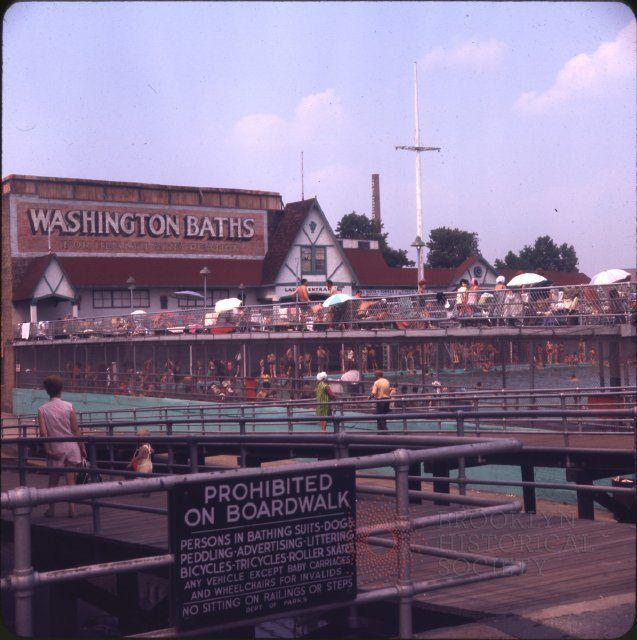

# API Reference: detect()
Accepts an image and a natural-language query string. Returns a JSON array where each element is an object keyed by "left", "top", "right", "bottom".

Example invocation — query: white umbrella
[
  {"left": 130, "top": 309, "right": 147, "bottom": 315},
  {"left": 322, "top": 293, "right": 353, "bottom": 307},
  {"left": 215, "top": 297, "right": 242, "bottom": 313},
  {"left": 589, "top": 269, "right": 631, "bottom": 285},
  {"left": 171, "top": 290, "right": 204, "bottom": 299},
  {"left": 506, "top": 273, "right": 549, "bottom": 287}
]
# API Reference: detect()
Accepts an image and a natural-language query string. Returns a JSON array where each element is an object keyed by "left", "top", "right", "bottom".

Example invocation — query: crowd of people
[{"left": 19, "top": 279, "right": 633, "bottom": 343}]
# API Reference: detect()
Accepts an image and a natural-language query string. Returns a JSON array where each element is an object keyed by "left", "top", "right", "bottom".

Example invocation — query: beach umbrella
[
  {"left": 589, "top": 269, "right": 631, "bottom": 285},
  {"left": 506, "top": 273, "right": 549, "bottom": 287},
  {"left": 322, "top": 293, "right": 353, "bottom": 307},
  {"left": 215, "top": 297, "right": 242, "bottom": 313},
  {"left": 171, "top": 290, "right": 204, "bottom": 299},
  {"left": 130, "top": 309, "right": 147, "bottom": 315}
]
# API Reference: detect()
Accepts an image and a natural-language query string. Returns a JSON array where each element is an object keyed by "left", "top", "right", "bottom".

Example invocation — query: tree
[
  {"left": 494, "top": 235, "right": 579, "bottom": 272},
  {"left": 335, "top": 211, "right": 414, "bottom": 268},
  {"left": 425, "top": 227, "right": 480, "bottom": 268}
]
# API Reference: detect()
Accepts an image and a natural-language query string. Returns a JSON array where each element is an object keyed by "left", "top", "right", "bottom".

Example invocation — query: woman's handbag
[{"left": 75, "top": 458, "right": 102, "bottom": 485}]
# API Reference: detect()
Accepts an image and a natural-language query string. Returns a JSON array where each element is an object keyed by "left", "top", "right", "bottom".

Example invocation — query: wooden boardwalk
[{"left": 2, "top": 468, "right": 634, "bottom": 628}]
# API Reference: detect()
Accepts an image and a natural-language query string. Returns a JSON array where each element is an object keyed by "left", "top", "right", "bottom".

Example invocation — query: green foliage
[
  {"left": 494, "top": 235, "right": 579, "bottom": 272},
  {"left": 336, "top": 211, "right": 415, "bottom": 268},
  {"left": 425, "top": 227, "right": 480, "bottom": 268}
]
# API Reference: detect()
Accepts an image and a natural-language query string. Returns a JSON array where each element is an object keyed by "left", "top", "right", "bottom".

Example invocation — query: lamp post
[
  {"left": 238, "top": 282, "right": 245, "bottom": 304},
  {"left": 126, "top": 276, "right": 136, "bottom": 306},
  {"left": 200, "top": 267, "right": 211, "bottom": 314},
  {"left": 410, "top": 236, "right": 426, "bottom": 285}
]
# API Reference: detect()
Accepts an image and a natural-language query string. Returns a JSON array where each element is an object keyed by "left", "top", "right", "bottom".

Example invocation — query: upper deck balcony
[{"left": 13, "top": 283, "right": 636, "bottom": 343}]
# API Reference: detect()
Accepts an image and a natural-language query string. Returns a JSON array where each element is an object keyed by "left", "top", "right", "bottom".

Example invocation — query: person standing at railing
[
  {"left": 316, "top": 345, "right": 328, "bottom": 373},
  {"left": 494, "top": 276, "right": 507, "bottom": 326},
  {"left": 292, "top": 278, "right": 311, "bottom": 303},
  {"left": 315, "top": 372, "right": 336, "bottom": 432},
  {"left": 37, "top": 375, "right": 87, "bottom": 518},
  {"left": 304, "top": 352, "right": 312, "bottom": 376},
  {"left": 267, "top": 352, "right": 277, "bottom": 378},
  {"left": 370, "top": 369, "right": 391, "bottom": 431}
]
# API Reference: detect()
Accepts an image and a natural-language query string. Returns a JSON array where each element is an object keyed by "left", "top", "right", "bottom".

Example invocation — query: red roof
[
  {"left": 60, "top": 257, "right": 263, "bottom": 287},
  {"left": 12, "top": 255, "right": 262, "bottom": 300},
  {"left": 497, "top": 268, "right": 590, "bottom": 286},
  {"left": 344, "top": 248, "right": 416, "bottom": 286},
  {"left": 344, "top": 248, "right": 468, "bottom": 287},
  {"left": 12, "top": 254, "right": 54, "bottom": 300}
]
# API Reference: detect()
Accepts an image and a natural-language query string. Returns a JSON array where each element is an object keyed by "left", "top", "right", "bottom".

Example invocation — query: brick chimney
[{"left": 371, "top": 174, "right": 381, "bottom": 224}]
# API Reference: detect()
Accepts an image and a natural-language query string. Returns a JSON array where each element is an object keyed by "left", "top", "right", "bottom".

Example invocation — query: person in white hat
[
  {"left": 494, "top": 275, "right": 507, "bottom": 325},
  {"left": 315, "top": 372, "right": 335, "bottom": 432}
]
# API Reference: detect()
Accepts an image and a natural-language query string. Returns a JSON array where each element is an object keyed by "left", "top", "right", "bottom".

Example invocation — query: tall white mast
[
  {"left": 396, "top": 61, "right": 441, "bottom": 282},
  {"left": 414, "top": 63, "right": 423, "bottom": 243}
]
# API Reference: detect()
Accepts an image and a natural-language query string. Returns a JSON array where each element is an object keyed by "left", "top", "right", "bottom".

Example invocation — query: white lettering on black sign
[{"left": 169, "top": 468, "right": 356, "bottom": 631}]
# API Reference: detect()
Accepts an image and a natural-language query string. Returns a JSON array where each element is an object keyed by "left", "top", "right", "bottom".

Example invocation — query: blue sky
[{"left": 3, "top": 1, "right": 635, "bottom": 276}]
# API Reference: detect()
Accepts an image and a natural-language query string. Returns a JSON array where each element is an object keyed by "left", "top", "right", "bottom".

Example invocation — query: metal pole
[
  {"left": 204, "top": 274, "right": 207, "bottom": 316},
  {"left": 597, "top": 339, "right": 605, "bottom": 388},
  {"left": 396, "top": 455, "right": 413, "bottom": 638},
  {"left": 414, "top": 64, "right": 424, "bottom": 281},
  {"left": 88, "top": 442, "right": 101, "bottom": 534},
  {"left": 457, "top": 413, "right": 466, "bottom": 496},
  {"left": 13, "top": 493, "right": 34, "bottom": 637}
]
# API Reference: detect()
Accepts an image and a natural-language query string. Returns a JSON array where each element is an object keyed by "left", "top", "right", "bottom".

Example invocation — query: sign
[
  {"left": 360, "top": 287, "right": 410, "bottom": 297},
  {"left": 169, "top": 468, "right": 357, "bottom": 631},
  {"left": 14, "top": 200, "right": 266, "bottom": 258},
  {"left": 282, "top": 285, "right": 329, "bottom": 294}
]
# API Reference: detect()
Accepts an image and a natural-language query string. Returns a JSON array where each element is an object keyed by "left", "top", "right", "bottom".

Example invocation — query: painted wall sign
[
  {"left": 169, "top": 468, "right": 356, "bottom": 631},
  {"left": 359, "top": 288, "right": 410, "bottom": 297},
  {"left": 13, "top": 200, "right": 266, "bottom": 258},
  {"left": 282, "top": 285, "right": 329, "bottom": 294}
]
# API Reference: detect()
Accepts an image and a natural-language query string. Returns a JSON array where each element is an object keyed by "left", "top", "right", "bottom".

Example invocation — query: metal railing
[
  {"left": 3, "top": 389, "right": 635, "bottom": 451},
  {"left": 3, "top": 404, "right": 635, "bottom": 511},
  {"left": 14, "top": 283, "right": 636, "bottom": 341},
  {"left": 1, "top": 435, "right": 528, "bottom": 637}
]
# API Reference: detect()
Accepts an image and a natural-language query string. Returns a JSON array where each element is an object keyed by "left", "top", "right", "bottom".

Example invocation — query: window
[
  {"left": 160, "top": 295, "right": 168, "bottom": 310},
  {"left": 132, "top": 290, "right": 150, "bottom": 307},
  {"left": 300, "top": 246, "right": 326, "bottom": 275},
  {"left": 93, "top": 289, "right": 133, "bottom": 309},
  {"left": 177, "top": 289, "right": 230, "bottom": 308},
  {"left": 358, "top": 241, "right": 370, "bottom": 250}
]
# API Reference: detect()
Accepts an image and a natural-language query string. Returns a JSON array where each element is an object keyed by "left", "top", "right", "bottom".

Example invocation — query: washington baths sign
[{"left": 14, "top": 200, "right": 266, "bottom": 257}]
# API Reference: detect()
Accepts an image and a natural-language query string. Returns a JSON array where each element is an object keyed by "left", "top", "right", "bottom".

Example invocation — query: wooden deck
[{"left": 2, "top": 468, "right": 634, "bottom": 628}]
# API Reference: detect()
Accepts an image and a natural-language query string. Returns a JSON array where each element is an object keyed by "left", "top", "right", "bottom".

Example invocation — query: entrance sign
[{"left": 169, "top": 468, "right": 357, "bottom": 631}]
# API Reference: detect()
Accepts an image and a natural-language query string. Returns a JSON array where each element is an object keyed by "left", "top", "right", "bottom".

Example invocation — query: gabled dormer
[{"left": 261, "top": 199, "right": 356, "bottom": 301}]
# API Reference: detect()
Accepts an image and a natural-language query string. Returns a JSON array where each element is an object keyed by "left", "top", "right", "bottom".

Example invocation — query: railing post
[
  {"left": 13, "top": 493, "right": 35, "bottom": 637},
  {"left": 18, "top": 440, "right": 27, "bottom": 487},
  {"left": 401, "top": 400, "right": 408, "bottom": 433},
  {"left": 334, "top": 417, "right": 348, "bottom": 459},
  {"left": 286, "top": 403, "right": 293, "bottom": 434},
  {"left": 473, "top": 396, "right": 480, "bottom": 436},
  {"left": 521, "top": 464, "right": 536, "bottom": 513},
  {"left": 395, "top": 454, "right": 413, "bottom": 638},
  {"left": 88, "top": 441, "right": 101, "bottom": 534},
  {"left": 166, "top": 421, "right": 174, "bottom": 474},
  {"left": 107, "top": 419, "right": 115, "bottom": 472},
  {"left": 560, "top": 393, "right": 569, "bottom": 447},
  {"left": 189, "top": 440, "right": 199, "bottom": 473},
  {"left": 457, "top": 411, "right": 466, "bottom": 496}
]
